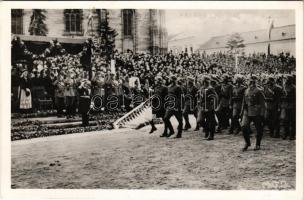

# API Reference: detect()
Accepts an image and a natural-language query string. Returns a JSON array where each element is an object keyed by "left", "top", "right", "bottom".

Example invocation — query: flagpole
[{"left": 235, "top": 53, "right": 238, "bottom": 74}]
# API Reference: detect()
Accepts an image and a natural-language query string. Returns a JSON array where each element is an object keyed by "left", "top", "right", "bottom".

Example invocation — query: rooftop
[{"left": 199, "top": 24, "right": 295, "bottom": 50}]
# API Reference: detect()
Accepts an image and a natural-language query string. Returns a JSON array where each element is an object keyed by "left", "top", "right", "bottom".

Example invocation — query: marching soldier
[
  {"left": 280, "top": 75, "right": 296, "bottom": 140},
  {"left": 216, "top": 74, "right": 232, "bottom": 133},
  {"left": 263, "top": 76, "right": 282, "bottom": 138},
  {"left": 183, "top": 77, "right": 198, "bottom": 131},
  {"left": 163, "top": 75, "right": 183, "bottom": 138},
  {"left": 197, "top": 75, "right": 218, "bottom": 140},
  {"left": 229, "top": 75, "right": 246, "bottom": 135},
  {"left": 152, "top": 76, "right": 168, "bottom": 136},
  {"left": 241, "top": 75, "right": 265, "bottom": 151}
]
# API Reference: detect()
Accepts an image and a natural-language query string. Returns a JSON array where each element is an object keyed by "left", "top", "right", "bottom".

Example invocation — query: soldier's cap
[
  {"left": 20, "top": 68, "right": 28, "bottom": 73},
  {"left": 267, "top": 76, "right": 275, "bottom": 83},
  {"left": 234, "top": 75, "right": 243, "bottom": 83},
  {"left": 221, "top": 74, "right": 229, "bottom": 82},
  {"left": 170, "top": 75, "right": 177, "bottom": 81},
  {"left": 200, "top": 75, "right": 210, "bottom": 82},
  {"left": 187, "top": 76, "right": 195, "bottom": 83},
  {"left": 155, "top": 76, "right": 162, "bottom": 81},
  {"left": 249, "top": 75, "right": 258, "bottom": 81}
]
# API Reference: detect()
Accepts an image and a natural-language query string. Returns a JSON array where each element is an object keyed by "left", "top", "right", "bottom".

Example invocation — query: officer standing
[
  {"left": 53, "top": 73, "right": 65, "bottom": 117},
  {"left": 241, "top": 75, "right": 265, "bottom": 151},
  {"left": 78, "top": 77, "right": 91, "bottom": 127},
  {"left": 64, "top": 71, "right": 77, "bottom": 119},
  {"left": 163, "top": 75, "right": 183, "bottom": 138}
]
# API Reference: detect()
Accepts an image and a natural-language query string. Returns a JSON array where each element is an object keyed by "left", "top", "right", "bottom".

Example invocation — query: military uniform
[
  {"left": 197, "top": 80, "right": 218, "bottom": 140},
  {"left": 241, "top": 76, "right": 265, "bottom": 151},
  {"left": 217, "top": 75, "right": 232, "bottom": 132},
  {"left": 163, "top": 76, "right": 183, "bottom": 138},
  {"left": 64, "top": 75, "right": 77, "bottom": 118},
  {"left": 230, "top": 77, "right": 246, "bottom": 134},
  {"left": 280, "top": 76, "right": 296, "bottom": 140},
  {"left": 263, "top": 77, "right": 282, "bottom": 137},
  {"left": 53, "top": 77, "right": 65, "bottom": 117},
  {"left": 183, "top": 78, "right": 198, "bottom": 130},
  {"left": 78, "top": 79, "right": 91, "bottom": 126},
  {"left": 152, "top": 79, "right": 168, "bottom": 136}
]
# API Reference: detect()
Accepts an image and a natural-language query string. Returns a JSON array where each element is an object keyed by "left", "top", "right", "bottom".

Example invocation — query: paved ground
[{"left": 11, "top": 118, "right": 295, "bottom": 190}]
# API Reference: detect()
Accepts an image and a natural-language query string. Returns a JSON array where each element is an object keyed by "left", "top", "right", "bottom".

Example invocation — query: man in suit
[{"left": 241, "top": 75, "right": 265, "bottom": 151}]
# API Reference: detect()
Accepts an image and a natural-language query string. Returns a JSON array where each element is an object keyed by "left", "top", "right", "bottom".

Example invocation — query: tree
[
  {"left": 96, "top": 9, "right": 118, "bottom": 61},
  {"left": 28, "top": 9, "right": 48, "bottom": 36},
  {"left": 226, "top": 33, "right": 245, "bottom": 54}
]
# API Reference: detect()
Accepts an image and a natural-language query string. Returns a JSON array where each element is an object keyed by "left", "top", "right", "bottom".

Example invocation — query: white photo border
[{"left": 0, "top": 1, "right": 303, "bottom": 200}]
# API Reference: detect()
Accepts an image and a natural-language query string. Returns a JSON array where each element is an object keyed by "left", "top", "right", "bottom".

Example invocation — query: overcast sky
[{"left": 165, "top": 10, "right": 295, "bottom": 43}]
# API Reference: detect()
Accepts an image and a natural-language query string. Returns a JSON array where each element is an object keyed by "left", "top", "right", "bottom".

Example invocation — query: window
[
  {"left": 282, "top": 32, "right": 286, "bottom": 37},
  {"left": 254, "top": 36, "right": 258, "bottom": 39},
  {"left": 123, "top": 9, "right": 133, "bottom": 37},
  {"left": 11, "top": 9, "right": 23, "bottom": 34},
  {"left": 100, "top": 9, "right": 107, "bottom": 23},
  {"left": 64, "top": 9, "right": 82, "bottom": 34}
]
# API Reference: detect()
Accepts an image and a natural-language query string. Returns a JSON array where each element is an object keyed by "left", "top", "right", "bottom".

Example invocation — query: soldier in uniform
[
  {"left": 229, "top": 75, "right": 246, "bottom": 135},
  {"left": 152, "top": 76, "right": 168, "bottom": 136},
  {"left": 183, "top": 77, "right": 198, "bottom": 131},
  {"left": 53, "top": 73, "right": 65, "bottom": 117},
  {"left": 263, "top": 76, "right": 282, "bottom": 138},
  {"left": 197, "top": 75, "right": 218, "bottom": 140},
  {"left": 280, "top": 75, "right": 296, "bottom": 140},
  {"left": 78, "top": 78, "right": 91, "bottom": 127},
  {"left": 216, "top": 74, "right": 232, "bottom": 133},
  {"left": 163, "top": 75, "right": 183, "bottom": 138},
  {"left": 64, "top": 71, "right": 77, "bottom": 119},
  {"left": 241, "top": 75, "right": 265, "bottom": 151}
]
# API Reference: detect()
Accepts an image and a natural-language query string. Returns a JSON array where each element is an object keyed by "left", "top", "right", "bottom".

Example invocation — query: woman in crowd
[{"left": 18, "top": 69, "right": 32, "bottom": 113}]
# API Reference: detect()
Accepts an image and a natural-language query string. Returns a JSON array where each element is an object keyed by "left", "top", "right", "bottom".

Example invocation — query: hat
[
  {"left": 267, "top": 76, "right": 275, "bottom": 83},
  {"left": 170, "top": 75, "right": 177, "bottom": 81},
  {"left": 249, "top": 75, "right": 257, "bottom": 82},
  {"left": 187, "top": 76, "right": 195, "bottom": 83},
  {"left": 234, "top": 75, "right": 243, "bottom": 83},
  {"left": 221, "top": 74, "right": 229, "bottom": 83}
]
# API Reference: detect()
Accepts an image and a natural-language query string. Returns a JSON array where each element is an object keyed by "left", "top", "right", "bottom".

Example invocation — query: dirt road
[{"left": 11, "top": 123, "right": 295, "bottom": 189}]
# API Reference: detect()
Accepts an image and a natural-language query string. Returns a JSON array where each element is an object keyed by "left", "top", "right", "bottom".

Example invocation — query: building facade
[
  {"left": 199, "top": 25, "right": 295, "bottom": 57},
  {"left": 168, "top": 33, "right": 199, "bottom": 54},
  {"left": 11, "top": 9, "right": 168, "bottom": 54}
]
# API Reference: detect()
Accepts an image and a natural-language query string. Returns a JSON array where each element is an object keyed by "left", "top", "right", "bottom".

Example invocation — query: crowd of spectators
[{"left": 11, "top": 38, "right": 296, "bottom": 115}]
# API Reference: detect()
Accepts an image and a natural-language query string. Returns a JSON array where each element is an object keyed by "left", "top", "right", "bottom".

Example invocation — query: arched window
[
  {"left": 122, "top": 9, "right": 133, "bottom": 37},
  {"left": 11, "top": 9, "right": 23, "bottom": 34},
  {"left": 64, "top": 9, "right": 82, "bottom": 34}
]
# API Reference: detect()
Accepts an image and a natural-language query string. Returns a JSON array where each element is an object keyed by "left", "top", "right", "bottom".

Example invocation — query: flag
[{"left": 267, "top": 17, "right": 274, "bottom": 40}]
